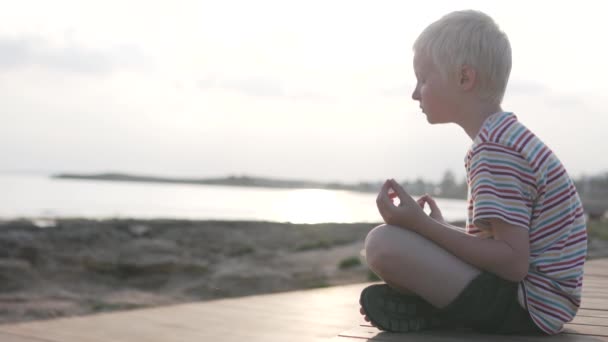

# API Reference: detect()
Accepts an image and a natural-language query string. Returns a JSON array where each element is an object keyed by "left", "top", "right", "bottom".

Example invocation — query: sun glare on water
[{"left": 273, "top": 189, "right": 354, "bottom": 224}]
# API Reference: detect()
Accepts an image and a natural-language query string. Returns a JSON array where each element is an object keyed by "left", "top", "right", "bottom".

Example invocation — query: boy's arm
[
  {"left": 411, "top": 216, "right": 530, "bottom": 282},
  {"left": 378, "top": 179, "right": 530, "bottom": 282}
]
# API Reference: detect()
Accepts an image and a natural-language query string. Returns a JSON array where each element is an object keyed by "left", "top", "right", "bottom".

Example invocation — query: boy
[{"left": 360, "top": 10, "right": 587, "bottom": 335}]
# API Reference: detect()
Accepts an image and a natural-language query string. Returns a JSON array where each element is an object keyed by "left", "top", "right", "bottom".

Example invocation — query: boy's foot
[{"left": 359, "top": 284, "right": 443, "bottom": 332}]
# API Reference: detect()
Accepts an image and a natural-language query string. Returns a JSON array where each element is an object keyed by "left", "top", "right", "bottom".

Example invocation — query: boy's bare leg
[{"left": 364, "top": 224, "right": 481, "bottom": 309}]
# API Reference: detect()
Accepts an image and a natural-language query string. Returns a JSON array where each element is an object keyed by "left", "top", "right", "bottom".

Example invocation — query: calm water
[{"left": 0, "top": 174, "right": 468, "bottom": 224}]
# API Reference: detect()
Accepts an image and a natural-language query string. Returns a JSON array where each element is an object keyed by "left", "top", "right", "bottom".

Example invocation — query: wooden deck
[{"left": 1, "top": 258, "right": 607, "bottom": 342}]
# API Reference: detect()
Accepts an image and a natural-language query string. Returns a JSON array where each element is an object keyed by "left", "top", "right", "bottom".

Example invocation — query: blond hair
[{"left": 413, "top": 10, "right": 512, "bottom": 104}]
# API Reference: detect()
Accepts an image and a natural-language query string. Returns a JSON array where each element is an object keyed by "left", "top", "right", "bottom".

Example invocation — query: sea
[{"left": 0, "top": 173, "right": 468, "bottom": 224}]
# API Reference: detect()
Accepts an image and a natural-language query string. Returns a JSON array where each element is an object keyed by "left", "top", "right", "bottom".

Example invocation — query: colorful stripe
[{"left": 465, "top": 112, "right": 587, "bottom": 335}]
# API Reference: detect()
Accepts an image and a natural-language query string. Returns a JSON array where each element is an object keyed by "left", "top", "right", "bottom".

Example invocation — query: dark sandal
[{"left": 360, "top": 284, "right": 443, "bottom": 332}]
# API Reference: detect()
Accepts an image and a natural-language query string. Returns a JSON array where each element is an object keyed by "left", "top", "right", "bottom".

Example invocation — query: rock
[
  {"left": 30, "top": 219, "right": 57, "bottom": 228},
  {"left": 80, "top": 241, "right": 210, "bottom": 289},
  {"left": 210, "top": 271, "right": 292, "bottom": 297},
  {"left": 0, "top": 259, "right": 38, "bottom": 292},
  {"left": 128, "top": 224, "right": 150, "bottom": 237}
]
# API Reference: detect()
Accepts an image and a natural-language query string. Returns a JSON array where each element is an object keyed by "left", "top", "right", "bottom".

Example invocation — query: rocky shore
[
  {"left": 1, "top": 218, "right": 605, "bottom": 325},
  {"left": 0, "top": 219, "right": 380, "bottom": 324}
]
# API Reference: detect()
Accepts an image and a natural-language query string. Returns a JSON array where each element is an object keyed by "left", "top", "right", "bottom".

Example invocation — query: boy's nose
[{"left": 411, "top": 89, "right": 420, "bottom": 101}]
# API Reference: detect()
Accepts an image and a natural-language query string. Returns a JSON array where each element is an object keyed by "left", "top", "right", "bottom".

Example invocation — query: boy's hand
[
  {"left": 376, "top": 179, "right": 426, "bottom": 229},
  {"left": 417, "top": 194, "right": 445, "bottom": 223}
]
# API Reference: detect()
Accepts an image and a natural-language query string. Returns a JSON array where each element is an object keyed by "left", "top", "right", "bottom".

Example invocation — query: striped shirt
[{"left": 465, "top": 112, "right": 587, "bottom": 335}]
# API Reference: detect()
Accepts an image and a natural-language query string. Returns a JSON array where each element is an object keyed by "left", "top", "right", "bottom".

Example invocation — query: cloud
[
  {"left": 506, "top": 79, "right": 549, "bottom": 95},
  {"left": 507, "top": 79, "right": 587, "bottom": 110},
  {"left": 198, "top": 76, "right": 285, "bottom": 97},
  {"left": 381, "top": 84, "right": 415, "bottom": 97},
  {"left": 197, "top": 74, "right": 330, "bottom": 101},
  {"left": 0, "top": 34, "right": 144, "bottom": 75}
]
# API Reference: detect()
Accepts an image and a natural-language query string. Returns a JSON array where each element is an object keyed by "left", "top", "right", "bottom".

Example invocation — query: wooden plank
[
  {"left": 582, "top": 284, "right": 608, "bottom": 291},
  {"left": 584, "top": 266, "right": 608, "bottom": 278},
  {"left": 583, "top": 285, "right": 608, "bottom": 292},
  {"left": 571, "top": 315, "right": 608, "bottom": 327},
  {"left": 333, "top": 333, "right": 608, "bottom": 341},
  {"left": 564, "top": 324, "right": 608, "bottom": 337},
  {"left": 0, "top": 332, "right": 49, "bottom": 342},
  {"left": 582, "top": 287, "right": 608, "bottom": 294},
  {"left": 1, "top": 313, "right": 330, "bottom": 342},
  {"left": 582, "top": 275, "right": 608, "bottom": 281},
  {"left": 359, "top": 321, "right": 608, "bottom": 336},
  {"left": 582, "top": 297, "right": 608, "bottom": 310},
  {"left": 0, "top": 256, "right": 606, "bottom": 342},
  {"left": 582, "top": 277, "right": 608, "bottom": 283},
  {"left": 585, "top": 259, "right": 608, "bottom": 266},
  {"left": 332, "top": 337, "right": 608, "bottom": 342},
  {"left": 337, "top": 325, "right": 608, "bottom": 341},
  {"left": 0, "top": 283, "right": 370, "bottom": 342},
  {"left": 585, "top": 262, "right": 608, "bottom": 271},
  {"left": 585, "top": 259, "right": 608, "bottom": 267},
  {"left": 578, "top": 309, "right": 608, "bottom": 318},
  {"left": 582, "top": 294, "right": 608, "bottom": 300},
  {"left": 585, "top": 273, "right": 608, "bottom": 278}
]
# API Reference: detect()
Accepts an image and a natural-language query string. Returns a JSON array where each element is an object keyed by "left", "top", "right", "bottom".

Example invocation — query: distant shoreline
[
  {"left": 49, "top": 173, "right": 608, "bottom": 218},
  {"left": 52, "top": 172, "right": 384, "bottom": 194}
]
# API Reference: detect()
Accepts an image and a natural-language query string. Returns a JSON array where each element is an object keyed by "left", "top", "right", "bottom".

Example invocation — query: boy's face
[{"left": 411, "top": 53, "right": 460, "bottom": 124}]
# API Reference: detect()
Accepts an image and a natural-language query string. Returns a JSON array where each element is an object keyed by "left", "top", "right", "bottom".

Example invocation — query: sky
[{"left": 1, "top": 0, "right": 607, "bottom": 183}]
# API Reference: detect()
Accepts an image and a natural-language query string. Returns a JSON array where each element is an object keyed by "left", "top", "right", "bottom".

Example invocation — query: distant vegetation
[
  {"left": 588, "top": 219, "right": 608, "bottom": 241},
  {"left": 52, "top": 171, "right": 467, "bottom": 198},
  {"left": 575, "top": 173, "right": 608, "bottom": 219},
  {"left": 53, "top": 170, "right": 608, "bottom": 218}
]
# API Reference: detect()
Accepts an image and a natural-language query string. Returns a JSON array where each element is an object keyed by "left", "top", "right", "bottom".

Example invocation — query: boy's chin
[
  {"left": 424, "top": 113, "right": 438, "bottom": 124},
  {"left": 424, "top": 113, "right": 449, "bottom": 125}
]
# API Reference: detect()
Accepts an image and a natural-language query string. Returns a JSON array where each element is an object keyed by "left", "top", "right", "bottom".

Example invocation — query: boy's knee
[
  {"left": 365, "top": 224, "right": 410, "bottom": 272},
  {"left": 365, "top": 224, "right": 390, "bottom": 251}
]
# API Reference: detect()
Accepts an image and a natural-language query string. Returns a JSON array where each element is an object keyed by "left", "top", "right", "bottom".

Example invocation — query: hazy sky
[{"left": 1, "top": 0, "right": 607, "bottom": 183}]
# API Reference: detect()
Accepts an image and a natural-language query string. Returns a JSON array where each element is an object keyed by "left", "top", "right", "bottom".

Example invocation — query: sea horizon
[{"left": 0, "top": 173, "right": 469, "bottom": 224}]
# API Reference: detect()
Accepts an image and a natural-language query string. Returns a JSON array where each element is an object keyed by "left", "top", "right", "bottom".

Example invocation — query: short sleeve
[{"left": 468, "top": 143, "right": 536, "bottom": 230}]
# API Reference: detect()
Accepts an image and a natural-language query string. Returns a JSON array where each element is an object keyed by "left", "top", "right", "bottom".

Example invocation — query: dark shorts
[{"left": 441, "top": 272, "right": 546, "bottom": 335}]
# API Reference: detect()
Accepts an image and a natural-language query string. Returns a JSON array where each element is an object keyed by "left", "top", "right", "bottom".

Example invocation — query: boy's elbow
[
  {"left": 505, "top": 268, "right": 527, "bottom": 282},
  {"left": 502, "top": 259, "right": 529, "bottom": 282}
]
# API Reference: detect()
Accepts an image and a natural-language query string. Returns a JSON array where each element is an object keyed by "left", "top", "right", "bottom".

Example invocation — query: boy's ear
[{"left": 459, "top": 65, "right": 476, "bottom": 91}]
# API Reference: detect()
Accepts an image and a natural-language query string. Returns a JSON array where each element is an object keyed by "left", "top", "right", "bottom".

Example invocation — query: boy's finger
[
  {"left": 417, "top": 199, "right": 425, "bottom": 209},
  {"left": 389, "top": 179, "right": 410, "bottom": 199},
  {"left": 380, "top": 179, "right": 391, "bottom": 195},
  {"left": 376, "top": 185, "right": 394, "bottom": 212},
  {"left": 426, "top": 196, "right": 441, "bottom": 213},
  {"left": 382, "top": 180, "right": 398, "bottom": 204},
  {"left": 376, "top": 180, "right": 389, "bottom": 202}
]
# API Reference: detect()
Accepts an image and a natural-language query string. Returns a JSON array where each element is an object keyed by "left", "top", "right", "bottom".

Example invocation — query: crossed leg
[{"left": 361, "top": 224, "right": 481, "bottom": 323}]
